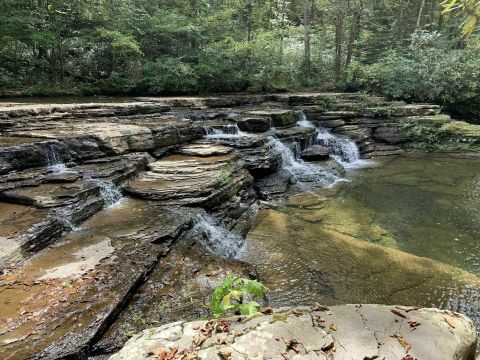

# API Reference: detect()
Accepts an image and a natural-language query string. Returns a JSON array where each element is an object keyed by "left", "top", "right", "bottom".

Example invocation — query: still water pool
[{"left": 239, "top": 153, "right": 480, "bottom": 330}]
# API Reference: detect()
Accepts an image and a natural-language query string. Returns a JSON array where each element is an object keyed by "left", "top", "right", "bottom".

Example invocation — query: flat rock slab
[
  {"left": 0, "top": 199, "right": 195, "bottom": 360},
  {"left": 0, "top": 102, "right": 170, "bottom": 120},
  {"left": 125, "top": 154, "right": 252, "bottom": 208},
  {"left": 10, "top": 122, "right": 154, "bottom": 155},
  {"left": 95, "top": 238, "right": 254, "bottom": 354},
  {"left": 110, "top": 305, "right": 477, "bottom": 360},
  {"left": 176, "top": 143, "right": 233, "bottom": 157}
]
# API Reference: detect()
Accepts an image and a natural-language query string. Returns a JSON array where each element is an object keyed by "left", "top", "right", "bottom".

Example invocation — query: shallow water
[{"left": 240, "top": 152, "right": 480, "bottom": 331}]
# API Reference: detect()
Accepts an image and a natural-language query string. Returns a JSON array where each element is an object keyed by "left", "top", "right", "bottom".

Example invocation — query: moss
[{"left": 269, "top": 313, "right": 289, "bottom": 323}]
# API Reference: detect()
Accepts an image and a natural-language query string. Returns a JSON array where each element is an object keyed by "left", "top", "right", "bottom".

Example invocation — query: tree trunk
[
  {"left": 190, "top": 0, "right": 200, "bottom": 49},
  {"left": 280, "top": 0, "right": 286, "bottom": 61},
  {"left": 303, "top": 0, "right": 311, "bottom": 74},
  {"left": 334, "top": 3, "right": 344, "bottom": 81},
  {"left": 58, "top": 38, "right": 64, "bottom": 82},
  {"left": 345, "top": 0, "right": 363, "bottom": 67},
  {"left": 245, "top": 0, "right": 253, "bottom": 42},
  {"left": 397, "top": 3, "right": 406, "bottom": 44},
  {"left": 416, "top": 0, "right": 426, "bottom": 30}
]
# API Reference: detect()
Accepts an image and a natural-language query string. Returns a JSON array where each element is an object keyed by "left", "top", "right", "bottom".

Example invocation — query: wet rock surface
[
  {"left": 110, "top": 305, "right": 477, "bottom": 360},
  {"left": 0, "top": 200, "right": 196, "bottom": 360},
  {"left": 300, "top": 145, "right": 330, "bottom": 161},
  {"left": 0, "top": 93, "right": 478, "bottom": 359}
]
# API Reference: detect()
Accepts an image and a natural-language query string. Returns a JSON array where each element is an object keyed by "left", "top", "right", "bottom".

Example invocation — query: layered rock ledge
[
  {"left": 110, "top": 305, "right": 478, "bottom": 360},
  {"left": 0, "top": 93, "right": 479, "bottom": 359}
]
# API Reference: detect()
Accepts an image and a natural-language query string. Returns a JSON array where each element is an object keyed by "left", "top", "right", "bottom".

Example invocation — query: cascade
[
  {"left": 204, "top": 124, "right": 250, "bottom": 139},
  {"left": 268, "top": 137, "right": 340, "bottom": 188},
  {"left": 46, "top": 144, "right": 69, "bottom": 174},
  {"left": 316, "top": 129, "right": 367, "bottom": 168},
  {"left": 191, "top": 212, "right": 245, "bottom": 258},
  {"left": 87, "top": 178, "right": 124, "bottom": 208},
  {"left": 297, "top": 111, "right": 369, "bottom": 169}
]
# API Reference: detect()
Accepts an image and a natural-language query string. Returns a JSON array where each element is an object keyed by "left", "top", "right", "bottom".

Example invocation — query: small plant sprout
[{"left": 209, "top": 275, "right": 269, "bottom": 318}]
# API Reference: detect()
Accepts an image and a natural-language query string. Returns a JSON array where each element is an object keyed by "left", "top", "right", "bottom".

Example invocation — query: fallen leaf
[
  {"left": 148, "top": 347, "right": 178, "bottom": 360},
  {"left": 391, "top": 308, "right": 408, "bottom": 319},
  {"left": 444, "top": 316, "right": 456, "bottom": 329},
  {"left": 218, "top": 348, "right": 232, "bottom": 359},
  {"left": 214, "top": 320, "right": 231, "bottom": 333},
  {"left": 311, "top": 303, "right": 329, "bottom": 312},
  {"left": 407, "top": 318, "right": 421, "bottom": 328},
  {"left": 392, "top": 333, "right": 411, "bottom": 351},
  {"left": 282, "top": 338, "right": 301, "bottom": 353},
  {"left": 311, "top": 315, "right": 326, "bottom": 328},
  {"left": 261, "top": 307, "right": 273, "bottom": 314}
]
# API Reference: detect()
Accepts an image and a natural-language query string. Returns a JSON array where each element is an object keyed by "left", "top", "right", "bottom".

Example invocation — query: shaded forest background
[{"left": 0, "top": 0, "right": 479, "bottom": 120}]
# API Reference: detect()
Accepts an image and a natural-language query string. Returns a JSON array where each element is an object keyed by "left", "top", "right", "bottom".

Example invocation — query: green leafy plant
[{"left": 209, "top": 275, "right": 268, "bottom": 318}]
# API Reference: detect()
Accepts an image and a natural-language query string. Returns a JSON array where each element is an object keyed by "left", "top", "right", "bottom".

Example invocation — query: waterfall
[
  {"left": 296, "top": 111, "right": 369, "bottom": 169},
  {"left": 191, "top": 212, "right": 244, "bottom": 258},
  {"left": 268, "top": 137, "right": 340, "bottom": 188},
  {"left": 316, "top": 129, "right": 367, "bottom": 168},
  {"left": 96, "top": 180, "right": 123, "bottom": 207},
  {"left": 86, "top": 178, "right": 124, "bottom": 208},
  {"left": 203, "top": 124, "right": 250, "bottom": 139},
  {"left": 46, "top": 144, "right": 69, "bottom": 174},
  {"left": 296, "top": 111, "right": 316, "bottom": 128}
]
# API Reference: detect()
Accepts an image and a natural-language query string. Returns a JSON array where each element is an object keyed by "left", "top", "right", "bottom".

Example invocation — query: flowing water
[
  {"left": 239, "top": 152, "right": 480, "bottom": 336},
  {"left": 190, "top": 212, "right": 246, "bottom": 258},
  {"left": 86, "top": 178, "right": 124, "bottom": 208},
  {"left": 203, "top": 124, "right": 249, "bottom": 139},
  {"left": 46, "top": 144, "right": 69, "bottom": 174},
  {"left": 267, "top": 137, "right": 341, "bottom": 189}
]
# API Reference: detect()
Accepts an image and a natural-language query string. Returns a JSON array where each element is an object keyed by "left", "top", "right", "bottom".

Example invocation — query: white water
[
  {"left": 191, "top": 212, "right": 245, "bottom": 258},
  {"left": 86, "top": 178, "right": 124, "bottom": 208},
  {"left": 268, "top": 137, "right": 341, "bottom": 189},
  {"left": 296, "top": 111, "right": 316, "bottom": 128},
  {"left": 204, "top": 124, "right": 252, "bottom": 139},
  {"left": 316, "top": 130, "right": 370, "bottom": 169},
  {"left": 46, "top": 144, "right": 69, "bottom": 174},
  {"left": 297, "top": 110, "right": 370, "bottom": 169}
]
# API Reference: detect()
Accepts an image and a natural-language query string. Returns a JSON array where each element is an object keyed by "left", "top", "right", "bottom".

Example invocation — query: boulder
[
  {"left": 301, "top": 145, "right": 330, "bottom": 161},
  {"left": 245, "top": 109, "right": 298, "bottom": 127},
  {"left": 236, "top": 116, "right": 272, "bottom": 133},
  {"left": 373, "top": 126, "right": 411, "bottom": 144},
  {"left": 110, "top": 305, "right": 478, "bottom": 360}
]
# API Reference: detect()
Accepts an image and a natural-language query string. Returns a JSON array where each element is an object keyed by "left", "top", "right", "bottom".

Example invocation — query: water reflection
[{"left": 240, "top": 153, "right": 480, "bottom": 336}]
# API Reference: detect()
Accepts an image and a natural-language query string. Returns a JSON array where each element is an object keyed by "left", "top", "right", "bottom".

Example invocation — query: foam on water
[
  {"left": 296, "top": 111, "right": 316, "bottom": 128},
  {"left": 268, "top": 137, "right": 341, "bottom": 189},
  {"left": 203, "top": 124, "right": 252, "bottom": 139},
  {"left": 316, "top": 129, "right": 371, "bottom": 169}
]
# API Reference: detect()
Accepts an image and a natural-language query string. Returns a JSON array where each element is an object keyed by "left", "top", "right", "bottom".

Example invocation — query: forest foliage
[{"left": 0, "top": 0, "right": 479, "bottom": 119}]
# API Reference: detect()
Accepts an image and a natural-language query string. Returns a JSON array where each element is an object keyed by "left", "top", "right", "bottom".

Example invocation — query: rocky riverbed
[{"left": 0, "top": 93, "right": 479, "bottom": 359}]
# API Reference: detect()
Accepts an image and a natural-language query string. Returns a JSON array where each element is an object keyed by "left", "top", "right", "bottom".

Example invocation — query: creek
[{"left": 239, "top": 152, "right": 480, "bottom": 337}]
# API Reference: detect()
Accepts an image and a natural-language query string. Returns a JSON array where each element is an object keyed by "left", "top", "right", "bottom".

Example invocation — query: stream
[{"left": 238, "top": 152, "right": 480, "bottom": 337}]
